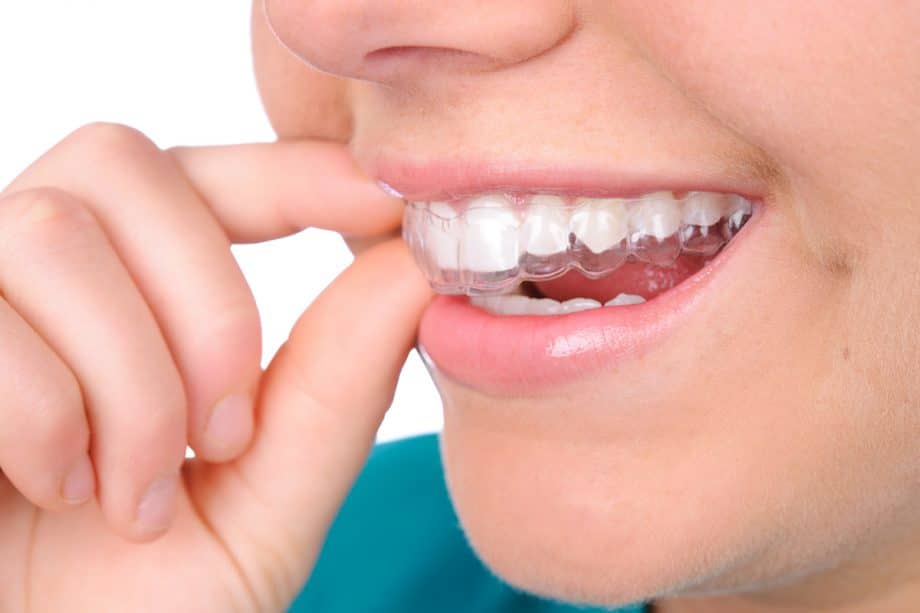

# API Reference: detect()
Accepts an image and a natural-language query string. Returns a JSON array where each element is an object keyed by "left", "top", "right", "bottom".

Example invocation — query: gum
[{"left": 402, "top": 193, "right": 753, "bottom": 296}]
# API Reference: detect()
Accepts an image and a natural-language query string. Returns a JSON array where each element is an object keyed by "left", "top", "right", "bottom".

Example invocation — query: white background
[{"left": 0, "top": 2, "right": 443, "bottom": 443}]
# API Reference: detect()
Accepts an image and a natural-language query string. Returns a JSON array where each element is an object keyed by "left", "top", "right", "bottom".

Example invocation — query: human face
[{"left": 253, "top": 2, "right": 920, "bottom": 610}]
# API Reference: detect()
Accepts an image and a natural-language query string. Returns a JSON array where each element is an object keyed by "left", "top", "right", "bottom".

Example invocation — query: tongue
[{"left": 533, "top": 255, "right": 706, "bottom": 303}]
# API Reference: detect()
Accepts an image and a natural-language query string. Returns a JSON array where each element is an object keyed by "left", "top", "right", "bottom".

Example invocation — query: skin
[
  {"left": 0, "top": 2, "right": 917, "bottom": 612},
  {"left": 258, "top": 1, "right": 920, "bottom": 612},
  {"left": 0, "top": 127, "right": 430, "bottom": 611}
]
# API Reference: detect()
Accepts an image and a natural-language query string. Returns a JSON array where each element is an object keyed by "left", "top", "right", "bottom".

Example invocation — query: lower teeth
[{"left": 470, "top": 291, "right": 646, "bottom": 316}]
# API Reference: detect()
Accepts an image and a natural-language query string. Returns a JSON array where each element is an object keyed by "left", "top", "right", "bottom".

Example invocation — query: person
[{"left": 1, "top": 2, "right": 918, "bottom": 611}]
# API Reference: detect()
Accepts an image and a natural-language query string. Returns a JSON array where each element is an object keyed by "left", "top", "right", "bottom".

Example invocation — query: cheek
[
  {"left": 618, "top": 0, "right": 920, "bottom": 454},
  {"left": 252, "top": 0, "right": 353, "bottom": 140},
  {"left": 432, "top": 205, "right": 920, "bottom": 603},
  {"left": 615, "top": 1, "right": 920, "bottom": 166},
  {"left": 614, "top": 0, "right": 920, "bottom": 265}
]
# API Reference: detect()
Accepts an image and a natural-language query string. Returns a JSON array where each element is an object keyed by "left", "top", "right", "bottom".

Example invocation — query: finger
[
  {"left": 167, "top": 139, "right": 403, "bottom": 243},
  {"left": 343, "top": 229, "right": 403, "bottom": 256},
  {"left": 4, "top": 123, "right": 262, "bottom": 462},
  {"left": 0, "top": 188, "right": 187, "bottom": 541},
  {"left": 0, "top": 297, "right": 94, "bottom": 510},
  {"left": 187, "top": 239, "right": 433, "bottom": 597}
]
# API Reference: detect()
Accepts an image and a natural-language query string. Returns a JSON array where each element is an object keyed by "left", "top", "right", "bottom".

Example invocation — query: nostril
[
  {"left": 264, "top": 0, "right": 577, "bottom": 83},
  {"left": 364, "top": 45, "right": 502, "bottom": 76}
]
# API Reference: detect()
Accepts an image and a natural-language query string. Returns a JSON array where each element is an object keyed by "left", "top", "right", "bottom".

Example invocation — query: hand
[{"left": 0, "top": 123, "right": 432, "bottom": 612}]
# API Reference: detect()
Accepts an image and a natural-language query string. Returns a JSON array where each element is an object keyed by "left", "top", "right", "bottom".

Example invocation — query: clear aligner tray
[{"left": 402, "top": 191, "right": 753, "bottom": 296}]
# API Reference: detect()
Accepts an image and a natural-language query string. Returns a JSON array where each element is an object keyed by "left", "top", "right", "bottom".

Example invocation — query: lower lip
[{"left": 417, "top": 209, "right": 762, "bottom": 393}]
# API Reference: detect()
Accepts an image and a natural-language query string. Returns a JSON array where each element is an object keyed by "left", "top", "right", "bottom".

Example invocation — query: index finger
[{"left": 168, "top": 140, "right": 403, "bottom": 243}]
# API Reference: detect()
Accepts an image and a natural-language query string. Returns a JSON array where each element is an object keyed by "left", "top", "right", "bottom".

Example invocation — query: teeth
[
  {"left": 474, "top": 294, "right": 533, "bottom": 316},
  {"left": 425, "top": 201, "right": 461, "bottom": 270},
  {"left": 628, "top": 191, "right": 682, "bottom": 266},
  {"left": 429, "top": 200, "right": 457, "bottom": 220},
  {"left": 570, "top": 198, "right": 629, "bottom": 254},
  {"left": 682, "top": 192, "right": 728, "bottom": 227},
  {"left": 560, "top": 298, "right": 602, "bottom": 313},
  {"left": 722, "top": 194, "right": 753, "bottom": 240},
  {"left": 629, "top": 191, "right": 682, "bottom": 240},
  {"left": 459, "top": 194, "right": 521, "bottom": 273},
  {"left": 402, "top": 189, "right": 754, "bottom": 295},
  {"left": 470, "top": 293, "right": 640, "bottom": 316},
  {"left": 679, "top": 192, "right": 730, "bottom": 256},
  {"left": 470, "top": 294, "right": 547, "bottom": 316},
  {"left": 520, "top": 195, "right": 570, "bottom": 256},
  {"left": 604, "top": 293, "right": 646, "bottom": 306},
  {"left": 529, "top": 298, "right": 563, "bottom": 315}
]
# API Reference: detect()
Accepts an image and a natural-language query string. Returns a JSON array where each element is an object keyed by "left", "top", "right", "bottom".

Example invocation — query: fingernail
[
  {"left": 376, "top": 180, "right": 404, "bottom": 199},
  {"left": 61, "top": 455, "right": 95, "bottom": 504},
  {"left": 205, "top": 393, "right": 252, "bottom": 447},
  {"left": 136, "top": 472, "right": 179, "bottom": 534}
]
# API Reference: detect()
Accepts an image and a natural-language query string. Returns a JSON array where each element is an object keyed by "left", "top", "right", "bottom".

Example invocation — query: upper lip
[{"left": 366, "top": 154, "right": 770, "bottom": 203}]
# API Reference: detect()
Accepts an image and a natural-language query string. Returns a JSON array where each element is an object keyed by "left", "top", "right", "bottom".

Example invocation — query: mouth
[
  {"left": 381, "top": 163, "right": 764, "bottom": 392},
  {"left": 403, "top": 189, "right": 752, "bottom": 305}
]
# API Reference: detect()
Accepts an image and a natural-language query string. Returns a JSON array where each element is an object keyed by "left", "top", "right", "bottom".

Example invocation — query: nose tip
[{"left": 263, "top": 0, "right": 576, "bottom": 83}]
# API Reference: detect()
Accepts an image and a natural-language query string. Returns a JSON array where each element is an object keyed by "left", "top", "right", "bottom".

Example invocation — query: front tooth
[
  {"left": 459, "top": 194, "right": 521, "bottom": 273},
  {"left": 479, "top": 295, "right": 532, "bottom": 316},
  {"left": 629, "top": 191, "right": 682, "bottom": 240},
  {"left": 570, "top": 198, "right": 629, "bottom": 254},
  {"left": 402, "top": 202, "right": 426, "bottom": 268},
  {"left": 425, "top": 201, "right": 461, "bottom": 271},
  {"left": 429, "top": 200, "right": 456, "bottom": 219},
  {"left": 528, "top": 297, "right": 563, "bottom": 316},
  {"left": 682, "top": 192, "right": 728, "bottom": 227},
  {"left": 560, "top": 298, "right": 602, "bottom": 314},
  {"left": 604, "top": 293, "right": 646, "bottom": 307},
  {"left": 505, "top": 295, "right": 535, "bottom": 315},
  {"left": 519, "top": 195, "right": 570, "bottom": 256},
  {"left": 469, "top": 294, "right": 491, "bottom": 310}
]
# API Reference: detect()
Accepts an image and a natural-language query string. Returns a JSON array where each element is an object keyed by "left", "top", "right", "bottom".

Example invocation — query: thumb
[{"left": 186, "top": 237, "right": 434, "bottom": 607}]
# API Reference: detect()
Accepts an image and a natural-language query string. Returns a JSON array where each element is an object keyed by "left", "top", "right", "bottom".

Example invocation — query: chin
[
  {"left": 433, "top": 355, "right": 915, "bottom": 609},
  {"left": 436, "top": 386, "right": 730, "bottom": 607}
]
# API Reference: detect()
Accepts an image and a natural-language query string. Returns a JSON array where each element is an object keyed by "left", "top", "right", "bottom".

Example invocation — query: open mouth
[
  {"left": 403, "top": 190, "right": 753, "bottom": 314},
  {"left": 375, "top": 158, "right": 766, "bottom": 392}
]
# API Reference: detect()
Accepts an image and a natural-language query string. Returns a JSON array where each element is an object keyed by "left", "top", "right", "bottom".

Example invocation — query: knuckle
[
  {"left": 65, "top": 122, "right": 154, "bottom": 155},
  {"left": 62, "top": 122, "right": 159, "bottom": 169},
  {"left": 2, "top": 187, "right": 94, "bottom": 232},
  {"left": 0, "top": 188, "right": 99, "bottom": 256}
]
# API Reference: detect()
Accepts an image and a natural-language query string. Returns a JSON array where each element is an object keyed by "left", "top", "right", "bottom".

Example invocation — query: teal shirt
[{"left": 291, "top": 434, "right": 649, "bottom": 613}]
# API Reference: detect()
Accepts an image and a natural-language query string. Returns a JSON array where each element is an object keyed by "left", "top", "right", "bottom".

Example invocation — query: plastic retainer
[{"left": 402, "top": 192, "right": 753, "bottom": 296}]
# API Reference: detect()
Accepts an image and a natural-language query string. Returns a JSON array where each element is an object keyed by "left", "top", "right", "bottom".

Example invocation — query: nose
[{"left": 262, "top": 0, "right": 576, "bottom": 83}]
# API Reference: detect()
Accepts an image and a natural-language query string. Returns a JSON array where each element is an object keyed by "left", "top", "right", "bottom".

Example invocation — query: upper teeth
[
  {"left": 628, "top": 191, "right": 682, "bottom": 241},
  {"left": 519, "top": 195, "right": 571, "bottom": 256},
  {"left": 427, "top": 201, "right": 461, "bottom": 270},
  {"left": 458, "top": 194, "right": 521, "bottom": 272},
  {"left": 403, "top": 189, "right": 754, "bottom": 294},
  {"left": 682, "top": 191, "right": 729, "bottom": 226},
  {"left": 569, "top": 197, "right": 629, "bottom": 254}
]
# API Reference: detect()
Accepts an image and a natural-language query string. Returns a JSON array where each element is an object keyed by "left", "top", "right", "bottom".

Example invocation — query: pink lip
[
  {"left": 372, "top": 156, "right": 767, "bottom": 394},
  {"left": 418, "top": 215, "right": 760, "bottom": 393},
  {"left": 372, "top": 156, "right": 767, "bottom": 202}
]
